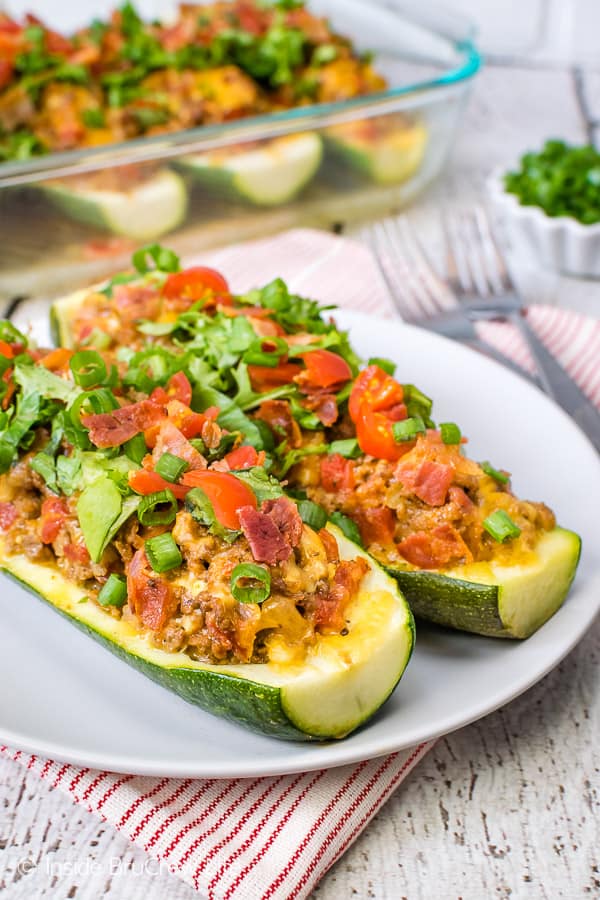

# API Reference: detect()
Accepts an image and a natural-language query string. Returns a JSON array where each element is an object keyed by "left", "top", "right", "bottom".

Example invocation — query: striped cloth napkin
[{"left": 2, "top": 228, "right": 599, "bottom": 900}]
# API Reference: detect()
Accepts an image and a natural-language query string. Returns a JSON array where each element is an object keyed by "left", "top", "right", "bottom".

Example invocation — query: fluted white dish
[{"left": 488, "top": 167, "right": 600, "bottom": 278}]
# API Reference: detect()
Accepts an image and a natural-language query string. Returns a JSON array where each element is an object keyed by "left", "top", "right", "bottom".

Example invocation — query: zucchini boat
[
  {"left": 388, "top": 528, "right": 580, "bottom": 638},
  {"left": 176, "top": 133, "right": 323, "bottom": 206},
  {"left": 0, "top": 329, "right": 413, "bottom": 740},
  {"left": 47, "top": 249, "right": 582, "bottom": 640},
  {"left": 41, "top": 169, "right": 188, "bottom": 240},
  {"left": 0, "top": 525, "right": 413, "bottom": 740},
  {"left": 324, "top": 119, "right": 427, "bottom": 185}
]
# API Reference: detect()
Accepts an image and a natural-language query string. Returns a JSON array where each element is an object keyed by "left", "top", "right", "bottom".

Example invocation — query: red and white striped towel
[{"left": 2, "top": 228, "right": 599, "bottom": 900}]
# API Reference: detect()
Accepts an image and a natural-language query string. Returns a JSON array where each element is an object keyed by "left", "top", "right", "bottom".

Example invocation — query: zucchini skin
[{"left": 387, "top": 569, "right": 506, "bottom": 637}]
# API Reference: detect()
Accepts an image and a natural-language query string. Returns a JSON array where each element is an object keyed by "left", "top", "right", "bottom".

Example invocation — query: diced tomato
[
  {"left": 349, "top": 365, "right": 409, "bottom": 462},
  {"left": 40, "top": 348, "right": 73, "bottom": 372},
  {"left": 224, "top": 445, "right": 263, "bottom": 470},
  {"left": 320, "top": 453, "right": 355, "bottom": 492},
  {"left": 397, "top": 525, "right": 471, "bottom": 569},
  {"left": 354, "top": 507, "right": 395, "bottom": 546},
  {"left": 163, "top": 400, "right": 207, "bottom": 440},
  {"left": 162, "top": 267, "right": 230, "bottom": 308},
  {"left": 166, "top": 371, "right": 192, "bottom": 406},
  {"left": 180, "top": 470, "right": 256, "bottom": 530},
  {"left": 0, "top": 341, "right": 14, "bottom": 359},
  {"left": 128, "top": 469, "right": 189, "bottom": 501},
  {"left": 248, "top": 362, "right": 302, "bottom": 391},
  {"left": 349, "top": 365, "right": 405, "bottom": 420},
  {"left": 63, "top": 542, "right": 91, "bottom": 565},
  {"left": 396, "top": 460, "right": 454, "bottom": 507},
  {"left": 127, "top": 548, "right": 177, "bottom": 631},
  {"left": 296, "top": 349, "right": 352, "bottom": 391},
  {"left": 0, "top": 502, "right": 17, "bottom": 531},
  {"left": 40, "top": 497, "right": 69, "bottom": 544},
  {"left": 151, "top": 371, "right": 193, "bottom": 408}
]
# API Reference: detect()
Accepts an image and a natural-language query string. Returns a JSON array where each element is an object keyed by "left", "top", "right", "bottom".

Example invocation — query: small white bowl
[{"left": 487, "top": 167, "right": 600, "bottom": 278}]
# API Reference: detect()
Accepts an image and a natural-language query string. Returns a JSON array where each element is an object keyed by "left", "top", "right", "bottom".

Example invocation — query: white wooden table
[{"left": 2, "top": 40, "right": 600, "bottom": 900}]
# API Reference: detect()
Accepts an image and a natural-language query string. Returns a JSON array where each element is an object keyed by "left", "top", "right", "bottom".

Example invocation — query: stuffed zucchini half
[
  {"left": 324, "top": 118, "right": 427, "bottom": 185},
  {"left": 48, "top": 250, "right": 581, "bottom": 640},
  {"left": 0, "top": 328, "right": 413, "bottom": 740},
  {"left": 176, "top": 133, "right": 323, "bottom": 206},
  {"left": 41, "top": 169, "right": 188, "bottom": 240}
]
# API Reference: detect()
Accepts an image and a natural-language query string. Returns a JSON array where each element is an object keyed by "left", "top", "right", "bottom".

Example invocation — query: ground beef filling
[
  {"left": 291, "top": 432, "right": 556, "bottom": 569},
  {"left": 0, "top": 458, "right": 367, "bottom": 666}
]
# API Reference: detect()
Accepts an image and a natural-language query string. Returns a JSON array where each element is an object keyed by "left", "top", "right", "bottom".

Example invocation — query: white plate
[{"left": 1, "top": 310, "right": 598, "bottom": 778}]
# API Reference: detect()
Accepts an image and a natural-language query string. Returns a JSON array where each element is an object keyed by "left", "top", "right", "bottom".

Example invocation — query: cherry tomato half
[{"left": 180, "top": 470, "right": 256, "bottom": 530}]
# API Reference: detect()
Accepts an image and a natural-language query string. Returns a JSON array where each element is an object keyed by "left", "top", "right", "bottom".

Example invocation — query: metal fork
[
  {"left": 444, "top": 207, "right": 600, "bottom": 449},
  {"left": 366, "top": 216, "right": 537, "bottom": 384}
]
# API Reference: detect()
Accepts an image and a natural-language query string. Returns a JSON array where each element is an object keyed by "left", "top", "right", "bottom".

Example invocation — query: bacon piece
[
  {"left": 127, "top": 548, "right": 177, "bottom": 631},
  {"left": 397, "top": 525, "right": 472, "bottom": 569},
  {"left": 449, "top": 485, "right": 473, "bottom": 511},
  {"left": 354, "top": 507, "right": 395, "bottom": 546},
  {"left": 83, "top": 399, "right": 164, "bottom": 448},
  {"left": 255, "top": 399, "right": 301, "bottom": 448},
  {"left": 112, "top": 283, "right": 161, "bottom": 323},
  {"left": 301, "top": 392, "right": 338, "bottom": 426},
  {"left": 238, "top": 497, "right": 302, "bottom": 565},
  {"left": 314, "top": 557, "right": 369, "bottom": 632},
  {"left": 0, "top": 502, "right": 17, "bottom": 531},
  {"left": 262, "top": 497, "right": 303, "bottom": 547},
  {"left": 320, "top": 453, "right": 354, "bottom": 492},
  {"left": 396, "top": 459, "right": 454, "bottom": 507},
  {"left": 318, "top": 527, "right": 340, "bottom": 563},
  {"left": 152, "top": 419, "right": 206, "bottom": 470}
]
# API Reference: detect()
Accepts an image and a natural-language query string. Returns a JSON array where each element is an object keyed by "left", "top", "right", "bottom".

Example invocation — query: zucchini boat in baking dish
[
  {"left": 41, "top": 168, "right": 188, "bottom": 240},
  {"left": 51, "top": 245, "right": 581, "bottom": 638},
  {"left": 176, "top": 133, "right": 323, "bottom": 206},
  {"left": 0, "top": 321, "right": 413, "bottom": 740}
]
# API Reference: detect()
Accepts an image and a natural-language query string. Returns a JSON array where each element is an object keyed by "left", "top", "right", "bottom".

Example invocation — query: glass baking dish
[{"left": 0, "top": 0, "right": 480, "bottom": 300}]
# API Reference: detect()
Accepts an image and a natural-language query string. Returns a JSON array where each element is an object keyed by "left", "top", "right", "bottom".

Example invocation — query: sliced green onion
[
  {"left": 155, "top": 452, "right": 189, "bottom": 483},
  {"left": 329, "top": 438, "right": 361, "bottom": 459},
  {"left": 243, "top": 337, "right": 288, "bottom": 368},
  {"left": 70, "top": 350, "right": 107, "bottom": 388},
  {"left": 137, "top": 490, "right": 177, "bottom": 526},
  {"left": 69, "top": 388, "right": 119, "bottom": 436},
  {"left": 440, "top": 422, "right": 462, "bottom": 445},
  {"left": 97, "top": 573, "right": 127, "bottom": 608},
  {"left": 296, "top": 499, "right": 328, "bottom": 531},
  {"left": 132, "top": 243, "right": 180, "bottom": 274},
  {"left": 403, "top": 384, "right": 434, "bottom": 426},
  {"left": 483, "top": 510, "right": 522, "bottom": 542},
  {"left": 393, "top": 416, "right": 426, "bottom": 443},
  {"left": 124, "top": 433, "right": 147, "bottom": 465},
  {"left": 145, "top": 532, "right": 182, "bottom": 572},
  {"left": 230, "top": 563, "right": 271, "bottom": 605},
  {"left": 481, "top": 461, "right": 510, "bottom": 484},
  {"left": 368, "top": 356, "right": 396, "bottom": 376},
  {"left": 329, "top": 511, "right": 363, "bottom": 547},
  {"left": 82, "top": 328, "right": 111, "bottom": 350}
]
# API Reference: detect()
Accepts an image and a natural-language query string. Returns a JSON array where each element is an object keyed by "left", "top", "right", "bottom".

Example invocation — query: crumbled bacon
[
  {"left": 254, "top": 399, "right": 302, "bottom": 448},
  {"left": 397, "top": 524, "right": 472, "bottom": 569},
  {"left": 127, "top": 548, "right": 178, "bottom": 631},
  {"left": 238, "top": 496, "right": 302, "bottom": 565},
  {"left": 396, "top": 459, "right": 454, "bottom": 507},
  {"left": 83, "top": 399, "right": 164, "bottom": 448},
  {"left": 314, "top": 557, "right": 369, "bottom": 632},
  {"left": 301, "top": 392, "right": 338, "bottom": 426}
]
